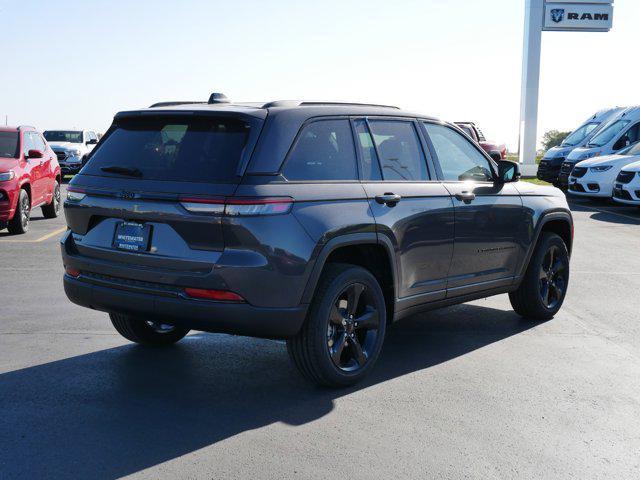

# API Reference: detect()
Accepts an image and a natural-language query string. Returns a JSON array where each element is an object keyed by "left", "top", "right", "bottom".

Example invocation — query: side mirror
[
  {"left": 86, "top": 139, "right": 98, "bottom": 145},
  {"left": 497, "top": 160, "right": 520, "bottom": 183},
  {"left": 26, "top": 149, "right": 43, "bottom": 159}
]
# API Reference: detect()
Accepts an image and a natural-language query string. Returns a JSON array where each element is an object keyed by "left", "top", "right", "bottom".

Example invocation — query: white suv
[
  {"left": 568, "top": 142, "right": 640, "bottom": 198},
  {"left": 43, "top": 130, "right": 99, "bottom": 176},
  {"left": 612, "top": 161, "right": 640, "bottom": 206}
]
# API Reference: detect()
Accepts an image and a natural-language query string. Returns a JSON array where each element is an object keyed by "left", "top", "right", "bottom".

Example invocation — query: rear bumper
[{"left": 63, "top": 274, "right": 307, "bottom": 339}]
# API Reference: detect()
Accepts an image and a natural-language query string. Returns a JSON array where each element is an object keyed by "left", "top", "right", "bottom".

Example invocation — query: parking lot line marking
[
  {"left": 570, "top": 202, "right": 640, "bottom": 223},
  {"left": 34, "top": 226, "right": 67, "bottom": 242},
  {"left": 0, "top": 226, "right": 67, "bottom": 243}
]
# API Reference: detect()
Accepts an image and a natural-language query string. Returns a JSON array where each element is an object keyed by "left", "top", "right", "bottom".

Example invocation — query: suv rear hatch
[{"left": 64, "top": 111, "right": 265, "bottom": 277}]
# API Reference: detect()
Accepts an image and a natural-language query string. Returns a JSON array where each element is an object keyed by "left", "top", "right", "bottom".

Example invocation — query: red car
[
  {"left": 0, "top": 126, "right": 61, "bottom": 234},
  {"left": 455, "top": 122, "right": 507, "bottom": 162}
]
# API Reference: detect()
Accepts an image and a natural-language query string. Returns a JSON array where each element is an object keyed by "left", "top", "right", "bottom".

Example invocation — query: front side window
[
  {"left": 82, "top": 116, "right": 251, "bottom": 183},
  {"left": 43, "top": 130, "right": 83, "bottom": 143},
  {"left": 0, "top": 131, "right": 19, "bottom": 158},
  {"left": 22, "top": 132, "right": 35, "bottom": 156},
  {"left": 31, "top": 133, "right": 46, "bottom": 152},
  {"left": 368, "top": 120, "right": 428, "bottom": 181},
  {"left": 614, "top": 122, "right": 640, "bottom": 150},
  {"left": 620, "top": 142, "right": 640, "bottom": 156},
  {"left": 587, "top": 120, "right": 630, "bottom": 147},
  {"left": 423, "top": 122, "right": 494, "bottom": 182},
  {"left": 284, "top": 119, "right": 357, "bottom": 181}
]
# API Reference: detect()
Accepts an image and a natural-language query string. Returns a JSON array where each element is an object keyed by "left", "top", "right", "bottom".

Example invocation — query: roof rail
[
  {"left": 299, "top": 101, "right": 399, "bottom": 109},
  {"left": 149, "top": 101, "right": 205, "bottom": 108},
  {"left": 17, "top": 125, "right": 36, "bottom": 130},
  {"left": 261, "top": 100, "right": 302, "bottom": 108},
  {"left": 262, "top": 100, "right": 400, "bottom": 109}
]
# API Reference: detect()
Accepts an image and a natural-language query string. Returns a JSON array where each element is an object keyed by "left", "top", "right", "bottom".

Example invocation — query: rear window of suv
[{"left": 83, "top": 116, "right": 251, "bottom": 183}]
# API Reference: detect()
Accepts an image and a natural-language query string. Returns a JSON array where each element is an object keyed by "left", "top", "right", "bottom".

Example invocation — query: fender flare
[
  {"left": 517, "top": 209, "right": 573, "bottom": 279},
  {"left": 300, "top": 233, "right": 398, "bottom": 305}
]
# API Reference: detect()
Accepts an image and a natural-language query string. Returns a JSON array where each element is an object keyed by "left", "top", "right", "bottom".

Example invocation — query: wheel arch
[
  {"left": 301, "top": 233, "right": 397, "bottom": 323},
  {"left": 518, "top": 210, "right": 573, "bottom": 278},
  {"left": 19, "top": 181, "right": 31, "bottom": 203}
]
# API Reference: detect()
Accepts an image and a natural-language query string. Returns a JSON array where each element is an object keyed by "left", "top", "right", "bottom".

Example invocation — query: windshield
[
  {"left": 561, "top": 122, "right": 600, "bottom": 146},
  {"left": 44, "top": 131, "right": 83, "bottom": 143},
  {"left": 587, "top": 120, "right": 630, "bottom": 147},
  {"left": 0, "top": 131, "right": 19, "bottom": 158},
  {"left": 83, "top": 116, "right": 251, "bottom": 183}
]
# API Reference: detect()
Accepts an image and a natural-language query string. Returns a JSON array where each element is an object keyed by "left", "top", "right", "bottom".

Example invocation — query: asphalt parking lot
[{"left": 1, "top": 184, "right": 639, "bottom": 480}]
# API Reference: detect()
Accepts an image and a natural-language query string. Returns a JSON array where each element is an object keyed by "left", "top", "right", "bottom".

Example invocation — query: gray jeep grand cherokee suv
[{"left": 61, "top": 93, "right": 573, "bottom": 387}]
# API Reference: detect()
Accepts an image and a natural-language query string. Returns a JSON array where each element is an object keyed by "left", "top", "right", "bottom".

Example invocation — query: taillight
[
  {"left": 179, "top": 196, "right": 225, "bottom": 214},
  {"left": 67, "top": 187, "right": 86, "bottom": 202},
  {"left": 225, "top": 197, "right": 293, "bottom": 216},
  {"left": 179, "top": 196, "right": 293, "bottom": 216},
  {"left": 184, "top": 288, "right": 245, "bottom": 302}
]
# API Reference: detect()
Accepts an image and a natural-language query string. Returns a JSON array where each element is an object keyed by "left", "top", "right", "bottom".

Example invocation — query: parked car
[
  {"left": 612, "top": 161, "right": 640, "bottom": 206},
  {"left": 43, "top": 129, "right": 99, "bottom": 176},
  {"left": 559, "top": 106, "right": 640, "bottom": 187},
  {"left": 454, "top": 122, "right": 506, "bottom": 161},
  {"left": 567, "top": 142, "right": 640, "bottom": 198},
  {"left": 538, "top": 107, "right": 624, "bottom": 186},
  {"left": 61, "top": 94, "right": 573, "bottom": 387},
  {"left": 0, "top": 125, "right": 61, "bottom": 234}
]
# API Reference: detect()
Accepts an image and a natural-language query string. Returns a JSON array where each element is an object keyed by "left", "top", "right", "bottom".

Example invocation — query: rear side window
[
  {"left": 368, "top": 120, "right": 428, "bottom": 181},
  {"left": 0, "top": 131, "right": 19, "bottom": 158},
  {"left": 83, "top": 116, "right": 251, "bottom": 183},
  {"left": 283, "top": 119, "right": 357, "bottom": 181},
  {"left": 423, "top": 122, "right": 494, "bottom": 182}
]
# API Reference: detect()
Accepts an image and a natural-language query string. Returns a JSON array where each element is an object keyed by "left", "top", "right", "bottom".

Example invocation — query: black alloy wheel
[
  {"left": 509, "top": 232, "right": 570, "bottom": 320},
  {"left": 539, "top": 244, "right": 567, "bottom": 309},
  {"left": 287, "top": 263, "right": 387, "bottom": 387},
  {"left": 326, "top": 282, "right": 380, "bottom": 372}
]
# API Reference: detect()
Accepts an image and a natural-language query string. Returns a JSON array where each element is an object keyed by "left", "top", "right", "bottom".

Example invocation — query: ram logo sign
[
  {"left": 543, "top": 2, "right": 613, "bottom": 32},
  {"left": 550, "top": 8, "right": 564, "bottom": 23}
]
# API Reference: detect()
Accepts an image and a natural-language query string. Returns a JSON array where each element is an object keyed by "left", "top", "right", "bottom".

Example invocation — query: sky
[{"left": 1, "top": 0, "right": 638, "bottom": 150}]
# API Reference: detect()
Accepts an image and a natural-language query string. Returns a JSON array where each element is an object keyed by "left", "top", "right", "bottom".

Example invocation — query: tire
[
  {"left": 287, "top": 263, "right": 387, "bottom": 387},
  {"left": 109, "top": 313, "right": 190, "bottom": 346},
  {"left": 7, "top": 189, "right": 30, "bottom": 235},
  {"left": 509, "top": 232, "right": 569, "bottom": 320},
  {"left": 42, "top": 180, "right": 61, "bottom": 219}
]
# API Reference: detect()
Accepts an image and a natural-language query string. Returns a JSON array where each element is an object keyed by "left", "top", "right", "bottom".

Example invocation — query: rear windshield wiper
[{"left": 100, "top": 166, "right": 143, "bottom": 177}]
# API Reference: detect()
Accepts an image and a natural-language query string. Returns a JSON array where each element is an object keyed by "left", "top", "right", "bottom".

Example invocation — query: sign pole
[
  {"left": 518, "top": 0, "right": 613, "bottom": 176},
  {"left": 518, "top": 0, "right": 543, "bottom": 177}
]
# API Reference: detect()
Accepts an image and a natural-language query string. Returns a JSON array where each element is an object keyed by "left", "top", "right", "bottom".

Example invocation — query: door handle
[
  {"left": 375, "top": 193, "right": 402, "bottom": 206},
  {"left": 455, "top": 191, "right": 476, "bottom": 203}
]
